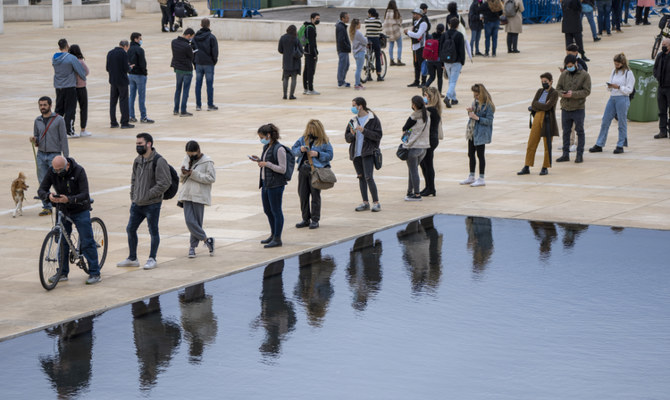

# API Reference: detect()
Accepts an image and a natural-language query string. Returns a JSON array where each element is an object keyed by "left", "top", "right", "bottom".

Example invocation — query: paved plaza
[{"left": 0, "top": 3, "right": 669, "bottom": 341}]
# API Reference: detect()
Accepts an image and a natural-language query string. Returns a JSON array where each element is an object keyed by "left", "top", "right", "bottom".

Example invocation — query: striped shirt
[{"left": 365, "top": 18, "right": 383, "bottom": 38}]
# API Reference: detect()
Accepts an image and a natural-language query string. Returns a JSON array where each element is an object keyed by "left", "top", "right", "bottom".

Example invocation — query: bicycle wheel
[
  {"left": 361, "top": 55, "right": 371, "bottom": 84},
  {"left": 652, "top": 35, "right": 662, "bottom": 59},
  {"left": 39, "top": 231, "right": 63, "bottom": 291},
  {"left": 91, "top": 217, "right": 108, "bottom": 270},
  {"left": 379, "top": 51, "right": 388, "bottom": 79}
]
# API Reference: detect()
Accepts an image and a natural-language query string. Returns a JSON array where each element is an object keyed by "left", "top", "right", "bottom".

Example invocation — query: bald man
[
  {"left": 653, "top": 37, "right": 670, "bottom": 139},
  {"left": 38, "top": 156, "right": 101, "bottom": 285}
]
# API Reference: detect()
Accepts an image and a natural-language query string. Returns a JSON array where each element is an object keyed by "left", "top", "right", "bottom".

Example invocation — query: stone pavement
[{"left": 0, "top": 3, "right": 669, "bottom": 341}]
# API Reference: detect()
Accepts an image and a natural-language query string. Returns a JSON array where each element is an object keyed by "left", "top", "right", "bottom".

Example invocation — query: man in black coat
[
  {"left": 654, "top": 38, "right": 670, "bottom": 139},
  {"left": 303, "top": 13, "right": 320, "bottom": 95},
  {"left": 194, "top": 18, "right": 219, "bottom": 111},
  {"left": 128, "top": 32, "right": 155, "bottom": 124},
  {"left": 106, "top": 40, "right": 133, "bottom": 128},
  {"left": 335, "top": 12, "right": 351, "bottom": 88},
  {"left": 562, "top": 0, "right": 589, "bottom": 62},
  {"left": 171, "top": 28, "right": 196, "bottom": 116}
]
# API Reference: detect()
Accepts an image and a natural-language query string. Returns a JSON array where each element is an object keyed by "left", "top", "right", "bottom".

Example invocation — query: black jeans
[
  {"left": 564, "top": 32, "right": 585, "bottom": 57},
  {"left": 353, "top": 155, "right": 379, "bottom": 203},
  {"left": 55, "top": 87, "right": 77, "bottom": 135},
  {"left": 468, "top": 139, "right": 486, "bottom": 175},
  {"left": 635, "top": 6, "right": 650, "bottom": 24},
  {"left": 420, "top": 140, "right": 438, "bottom": 192},
  {"left": 412, "top": 47, "right": 424, "bottom": 84},
  {"left": 282, "top": 72, "right": 297, "bottom": 97},
  {"left": 369, "top": 37, "right": 382, "bottom": 74},
  {"left": 76, "top": 87, "right": 88, "bottom": 130},
  {"left": 297, "top": 167, "right": 321, "bottom": 223},
  {"left": 425, "top": 61, "right": 443, "bottom": 92},
  {"left": 303, "top": 54, "right": 317, "bottom": 91},
  {"left": 657, "top": 86, "right": 670, "bottom": 135},
  {"left": 160, "top": 5, "right": 173, "bottom": 28},
  {"left": 506, "top": 33, "right": 519, "bottom": 52},
  {"left": 110, "top": 83, "right": 129, "bottom": 126},
  {"left": 561, "top": 109, "right": 586, "bottom": 155}
]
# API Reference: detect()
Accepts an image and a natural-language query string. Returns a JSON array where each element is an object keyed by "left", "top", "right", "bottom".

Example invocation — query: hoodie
[
  {"left": 37, "top": 157, "right": 91, "bottom": 215},
  {"left": 194, "top": 28, "right": 219, "bottom": 65},
  {"left": 52, "top": 52, "right": 87, "bottom": 89}
]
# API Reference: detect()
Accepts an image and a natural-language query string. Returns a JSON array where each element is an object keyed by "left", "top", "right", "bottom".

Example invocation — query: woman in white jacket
[
  {"left": 179, "top": 140, "right": 216, "bottom": 257},
  {"left": 401, "top": 95, "right": 431, "bottom": 201},
  {"left": 589, "top": 53, "right": 636, "bottom": 154}
]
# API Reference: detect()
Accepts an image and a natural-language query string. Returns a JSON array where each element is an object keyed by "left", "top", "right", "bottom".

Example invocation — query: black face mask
[
  {"left": 664, "top": 46, "right": 669, "bottom": 53},
  {"left": 136, "top": 145, "right": 147, "bottom": 155},
  {"left": 314, "top": 20, "right": 320, "bottom": 25},
  {"left": 542, "top": 82, "right": 550, "bottom": 90},
  {"left": 189, "top": 154, "right": 200, "bottom": 162}
]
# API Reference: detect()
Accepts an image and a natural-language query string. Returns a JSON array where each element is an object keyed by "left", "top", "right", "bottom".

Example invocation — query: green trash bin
[{"left": 627, "top": 59, "right": 659, "bottom": 122}]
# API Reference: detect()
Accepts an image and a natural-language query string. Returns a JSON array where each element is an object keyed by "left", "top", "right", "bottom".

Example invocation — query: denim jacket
[
  {"left": 291, "top": 136, "right": 334, "bottom": 168},
  {"left": 471, "top": 102, "right": 494, "bottom": 146}
]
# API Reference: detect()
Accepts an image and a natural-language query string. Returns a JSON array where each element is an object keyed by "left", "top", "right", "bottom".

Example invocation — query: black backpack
[
  {"left": 135, "top": 154, "right": 179, "bottom": 200},
  {"left": 439, "top": 30, "right": 457, "bottom": 63},
  {"left": 273, "top": 143, "right": 296, "bottom": 181},
  {"left": 174, "top": 1, "right": 186, "bottom": 18}
]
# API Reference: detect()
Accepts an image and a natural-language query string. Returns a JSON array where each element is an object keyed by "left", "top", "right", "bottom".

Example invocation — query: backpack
[
  {"left": 141, "top": 154, "right": 179, "bottom": 200},
  {"left": 423, "top": 38, "right": 440, "bottom": 61},
  {"left": 488, "top": 0, "right": 504, "bottom": 13},
  {"left": 297, "top": 24, "right": 311, "bottom": 47},
  {"left": 504, "top": 0, "right": 517, "bottom": 17},
  {"left": 273, "top": 143, "right": 296, "bottom": 182},
  {"left": 174, "top": 1, "right": 186, "bottom": 18},
  {"left": 439, "top": 30, "right": 457, "bottom": 63}
]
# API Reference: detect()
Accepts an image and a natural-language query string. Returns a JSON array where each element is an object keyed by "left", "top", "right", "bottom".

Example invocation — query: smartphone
[
  {"left": 53, "top": 194, "right": 62, "bottom": 198},
  {"left": 348, "top": 121, "right": 355, "bottom": 130},
  {"left": 248, "top": 155, "right": 259, "bottom": 161},
  {"left": 606, "top": 82, "right": 613, "bottom": 86},
  {"left": 562, "top": 91, "right": 568, "bottom": 94}
]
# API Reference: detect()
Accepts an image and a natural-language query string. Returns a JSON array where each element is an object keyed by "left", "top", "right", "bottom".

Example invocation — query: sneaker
[
  {"left": 296, "top": 220, "right": 310, "bottom": 228},
  {"left": 196, "top": 106, "right": 202, "bottom": 111},
  {"left": 80, "top": 130, "right": 92, "bottom": 137},
  {"left": 371, "top": 203, "right": 381, "bottom": 212},
  {"left": 653, "top": 133, "right": 668, "bottom": 139},
  {"left": 355, "top": 203, "right": 370, "bottom": 212},
  {"left": 173, "top": 111, "right": 179, "bottom": 116},
  {"left": 208, "top": 105, "right": 219, "bottom": 111},
  {"left": 188, "top": 248, "right": 196, "bottom": 258},
  {"left": 140, "top": 118, "right": 155, "bottom": 124},
  {"left": 309, "top": 221, "right": 319, "bottom": 229},
  {"left": 205, "top": 237, "right": 215, "bottom": 256},
  {"left": 396, "top": 60, "right": 406, "bottom": 66},
  {"left": 48, "top": 274, "right": 68, "bottom": 283},
  {"left": 404, "top": 194, "right": 422, "bottom": 201},
  {"left": 110, "top": 123, "right": 120, "bottom": 128},
  {"left": 377, "top": 76, "right": 384, "bottom": 82},
  {"left": 68, "top": 132, "right": 80, "bottom": 138},
  {"left": 85, "top": 275, "right": 101, "bottom": 285},
  {"left": 589, "top": 145, "right": 603, "bottom": 153},
  {"left": 310, "top": 90, "right": 321, "bottom": 95},
  {"left": 354, "top": 85, "right": 365, "bottom": 90},
  {"left": 303, "top": 90, "right": 310, "bottom": 95},
  {"left": 162, "top": 26, "right": 169, "bottom": 32},
  {"left": 460, "top": 176, "right": 475, "bottom": 185},
  {"left": 143, "top": 258, "right": 157, "bottom": 270},
  {"left": 407, "top": 82, "right": 420, "bottom": 87},
  {"left": 180, "top": 112, "right": 193, "bottom": 117},
  {"left": 289, "top": 96, "right": 297, "bottom": 100},
  {"left": 613, "top": 146, "right": 624, "bottom": 154},
  {"left": 120, "top": 124, "right": 135, "bottom": 129},
  {"left": 117, "top": 258, "right": 140, "bottom": 267},
  {"left": 569, "top": 144, "right": 577, "bottom": 152},
  {"left": 594, "top": 37, "right": 601, "bottom": 42},
  {"left": 451, "top": 99, "right": 459, "bottom": 105},
  {"left": 582, "top": 56, "right": 591, "bottom": 62},
  {"left": 39, "top": 208, "right": 52, "bottom": 216},
  {"left": 556, "top": 155, "right": 570, "bottom": 162},
  {"left": 338, "top": 83, "right": 351, "bottom": 88},
  {"left": 129, "top": 117, "right": 138, "bottom": 123},
  {"left": 470, "top": 178, "right": 486, "bottom": 187},
  {"left": 539, "top": 168, "right": 549, "bottom": 175}
]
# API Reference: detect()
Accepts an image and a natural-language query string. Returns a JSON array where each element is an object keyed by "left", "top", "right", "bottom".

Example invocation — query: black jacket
[
  {"left": 427, "top": 106, "right": 440, "bottom": 148},
  {"left": 170, "top": 36, "right": 195, "bottom": 71},
  {"left": 278, "top": 33, "right": 302, "bottom": 74},
  {"left": 303, "top": 22, "right": 318, "bottom": 56},
  {"left": 654, "top": 50, "right": 670, "bottom": 87},
  {"left": 345, "top": 113, "right": 383, "bottom": 160},
  {"left": 194, "top": 28, "right": 219, "bottom": 65},
  {"left": 440, "top": 29, "right": 466, "bottom": 65},
  {"left": 128, "top": 42, "right": 147, "bottom": 76},
  {"left": 561, "top": 0, "right": 582, "bottom": 33},
  {"left": 38, "top": 157, "right": 91, "bottom": 215},
  {"left": 259, "top": 142, "right": 288, "bottom": 189},
  {"left": 479, "top": 1, "right": 502, "bottom": 23},
  {"left": 106, "top": 47, "right": 130, "bottom": 85},
  {"left": 469, "top": 0, "right": 484, "bottom": 30},
  {"left": 336, "top": 21, "right": 351, "bottom": 53}
]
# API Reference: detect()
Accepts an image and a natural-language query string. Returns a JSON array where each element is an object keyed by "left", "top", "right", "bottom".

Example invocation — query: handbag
[
  {"left": 396, "top": 144, "right": 409, "bottom": 160},
  {"left": 307, "top": 152, "right": 336, "bottom": 190},
  {"left": 293, "top": 41, "right": 303, "bottom": 59},
  {"left": 373, "top": 147, "right": 383, "bottom": 170}
]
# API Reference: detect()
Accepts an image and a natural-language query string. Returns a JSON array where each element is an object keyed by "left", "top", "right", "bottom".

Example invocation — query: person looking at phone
[
  {"left": 653, "top": 37, "right": 670, "bottom": 139},
  {"left": 556, "top": 54, "right": 592, "bottom": 164}
]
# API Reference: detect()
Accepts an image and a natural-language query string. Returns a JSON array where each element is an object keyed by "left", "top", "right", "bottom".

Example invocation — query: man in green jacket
[{"left": 556, "top": 54, "right": 591, "bottom": 163}]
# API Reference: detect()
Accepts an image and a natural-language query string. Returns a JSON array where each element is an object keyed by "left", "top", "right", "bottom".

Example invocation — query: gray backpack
[{"left": 504, "top": 0, "right": 517, "bottom": 17}]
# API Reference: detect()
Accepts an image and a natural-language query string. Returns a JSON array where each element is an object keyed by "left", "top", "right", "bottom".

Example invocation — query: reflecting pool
[{"left": 1, "top": 215, "right": 669, "bottom": 399}]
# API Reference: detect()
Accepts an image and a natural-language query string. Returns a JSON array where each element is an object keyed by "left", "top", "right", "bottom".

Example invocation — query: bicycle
[
  {"left": 652, "top": 15, "right": 670, "bottom": 59},
  {"left": 39, "top": 201, "right": 108, "bottom": 290},
  {"left": 361, "top": 38, "right": 388, "bottom": 84}
]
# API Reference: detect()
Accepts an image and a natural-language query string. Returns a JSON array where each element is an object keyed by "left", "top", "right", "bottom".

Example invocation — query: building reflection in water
[
  {"left": 465, "top": 216, "right": 494, "bottom": 276},
  {"left": 530, "top": 221, "right": 558, "bottom": 261},
  {"left": 39, "top": 315, "right": 96, "bottom": 399},
  {"left": 293, "top": 249, "right": 336, "bottom": 328},
  {"left": 179, "top": 283, "right": 218, "bottom": 364},
  {"left": 397, "top": 216, "right": 443, "bottom": 294},
  {"left": 346, "top": 233, "right": 383, "bottom": 312},
  {"left": 131, "top": 297, "right": 182, "bottom": 391},
  {"left": 557, "top": 223, "right": 589, "bottom": 249},
  {"left": 252, "top": 260, "right": 297, "bottom": 359}
]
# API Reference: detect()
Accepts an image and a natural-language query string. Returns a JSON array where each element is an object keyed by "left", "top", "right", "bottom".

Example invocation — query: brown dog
[{"left": 11, "top": 172, "right": 29, "bottom": 218}]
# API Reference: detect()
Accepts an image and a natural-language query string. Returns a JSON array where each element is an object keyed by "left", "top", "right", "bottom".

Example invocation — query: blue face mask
[
  {"left": 351, "top": 106, "right": 359, "bottom": 114},
  {"left": 260, "top": 138, "right": 270, "bottom": 145},
  {"left": 423, "top": 97, "right": 428, "bottom": 104},
  {"left": 566, "top": 66, "right": 576, "bottom": 72},
  {"left": 139, "top": 39, "right": 143, "bottom": 46}
]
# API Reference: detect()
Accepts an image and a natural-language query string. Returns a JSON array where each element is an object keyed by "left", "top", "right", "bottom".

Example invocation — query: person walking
[
  {"left": 383, "top": 0, "right": 404, "bottom": 65},
  {"left": 401, "top": 96, "right": 431, "bottom": 201},
  {"left": 336, "top": 12, "right": 352, "bottom": 88},
  {"left": 635, "top": 0, "right": 653, "bottom": 25},
  {"left": 581, "top": 0, "right": 601, "bottom": 42},
  {"left": 106, "top": 40, "right": 134, "bottom": 129},
  {"left": 194, "top": 18, "right": 219, "bottom": 111},
  {"left": 117, "top": 133, "right": 172, "bottom": 270},
  {"left": 653, "top": 38, "right": 670, "bottom": 139},
  {"left": 278, "top": 25, "right": 302, "bottom": 100},
  {"left": 425, "top": 24, "right": 445, "bottom": 95},
  {"left": 405, "top": 8, "right": 429, "bottom": 87},
  {"left": 68, "top": 44, "right": 91, "bottom": 137},
  {"left": 254, "top": 123, "right": 288, "bottom": 248},
  {"left": 556, "top": 54, "right": 592, "bottom": 163},
  {"left": 596, "top": 0, "right": 612, "bottom": 36},
  {"left": 171, "top": 28, "right": 196, "bottom": 116},
  {"left": 504, "top": 0, "right": 524, "bottom": 53},
  {"left": 291, "top": 119, "right": 334, "bottom": 230},
  {"left": 345, "top": 97, "right": 382, "bottom": 212},
  {"left": 128, "top": 32, "right": 155, "bottom": 124},
  {"left": 589, "top": 53, "right": 635, "bottom": 154},
  {"left": 480, "top": 0, "right": 502, "bottom": 57},
  {"left": 469, "top": 0, "right": 484, "bottom": 55},
  {"left": 420, "top": 87, "right": 443, "bottom": 196},
  {"left": 302, "top": 13, "right": 321, "bottom": 95},
  {"left": 350, "top": 19, "right": 368, "bottom": 90},
  {"left": 518, "top": 73, "right": 559, "bottom": 176},
  {"left": 52, "top": 38, "right": 87, "bottom": 138},
  {"left": 441, "top": 18, "right": 466, "bottom": 108},
  {"left": 461, "top": 83, "right": 495, "bottom": 187},
  {"left": 30, "top": 96, "right": 69, "bottom": 216},
  {"left": 365, "top": 8, "right": 385, "bottom": 82},
  {"left": 563, "top": 0, "right": 588, "bottom": 61},
  {"left": 178, "top": 140, "right": 216, "bottom": 258}
]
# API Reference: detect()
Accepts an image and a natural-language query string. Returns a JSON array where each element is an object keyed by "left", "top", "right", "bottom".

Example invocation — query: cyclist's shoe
[
  {"left": 85, "top": 275, "right": 101, "bottom": 285},
  {"left": 48, "top": 274, "right": 68, "bottom": 283},
  {"left": 377, "top": 76, "right": 384, "bottom": 82},
  {"left": 205, "top": 237, "right": 215, "bottom": 256},
  {"left": 188, "top": 248, "right": 196, "bottom": 258},
  {"left": 116, "top": 258, "right": 140, "bottom": 267},
  {"left": 39, "top": 208, "right": 52, "bottom": 216},
  {"left": 143, "top": 258, "right": 157, "bottom": 270}
]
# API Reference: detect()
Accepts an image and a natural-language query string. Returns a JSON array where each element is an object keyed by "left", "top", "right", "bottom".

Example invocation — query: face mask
[
  {"left": 189, "top": 154, "right": 199, "bottom": 162},
  {"left": 566, "top": 66, "right": 576, "bottom": 72},
  {"left": 53, "top": 167, "right": 67, "bottom": 177},
  {"left": 136, "top": 145, "right": 147, "bottom": 155},
  {"left": 314, "top": 20, "right": 320, "bottom": 25},
  {"left": 351, "top": 106, "right": 359, "bottom": 114},
  {"left": 542, "top": 82, "right": 550, "bottom": 90},
  {"left": 139, "top": 40, "right": 143, "bottom": 46},
  {"left": 423, "top": 97, "right": 428, "bottom": 104},
  {"left": 260, "top": 138, "right": 270, "bottom": 145},
  {"left": 664, "top": 46, "right": 669, "bottom": 53}
]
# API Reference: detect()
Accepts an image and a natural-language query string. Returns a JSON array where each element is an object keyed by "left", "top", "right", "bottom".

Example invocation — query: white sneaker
[
  {"left": 470, "top": 178, "right": 486, "bottom": 187},
  {"left": 68, "top": 132, "right": 80, "bottom": 138},
  {"left": 569, "top": 144, "right": 577, "bottom": 152},
  {"left": 116, "top": 258, "right": 140, "bottom": 267},
  {"left": 460, "top": 176, "right": 475, "bottom": 185},
  {"left": 143, "top": 258, "right": 157, "bottom": 270},
  {"left": 310, "top": 90, "right": 321, "bottom": 95},
  {"left": 80, "top": 130, "right": 92, "bottom": 137}
]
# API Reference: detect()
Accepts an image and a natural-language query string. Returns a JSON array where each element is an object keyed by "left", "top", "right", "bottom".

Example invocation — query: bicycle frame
[{"left": 51, "top": 206, "right": 85, "bottom": 267}]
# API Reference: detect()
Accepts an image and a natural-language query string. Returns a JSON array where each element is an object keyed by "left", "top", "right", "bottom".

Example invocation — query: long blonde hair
[
  {"left": 423, "top": 86, "right": 443, "bottom": 116},
  {"left": 613, "top": 53, "right": 629, "bottom": 71},
  {"left": 471, "top": 83, "right": 495, "bottom": 113},
  {"left": 303, "top": 119, "right": 329, "bottom": 146},
  {"left": 349, "top": 19, "right": 360, "bottom": 41}
]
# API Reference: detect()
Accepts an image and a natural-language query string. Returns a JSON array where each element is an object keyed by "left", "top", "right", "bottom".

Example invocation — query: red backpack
[{"left": 423, "top": 38, "right": 440, "bottom": 61}]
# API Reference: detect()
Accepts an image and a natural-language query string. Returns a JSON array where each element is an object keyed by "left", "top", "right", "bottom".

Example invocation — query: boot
[
  {"left": 556, "top": 154, "right": 570, "bottom": 162},
  {"left": 539, "top": 168, "right": 548, "bottom": 175},
  {"left": 260, "top": 235, "right": 273, "bottom": 244},
  {"left": 264, "top": 236, "right": 282, "bottom": 248},
  {"left": 390, "top": 59, "right": 397, "bottom": 66},
  {"left": 397, "top": 59, "right": 406, "bottom": 66},
  {"left": 575, "top": 153, "right": 584, "bottom": 163},
  {"left": 517, "top": 166, "right": 530, "bottom": 175}
]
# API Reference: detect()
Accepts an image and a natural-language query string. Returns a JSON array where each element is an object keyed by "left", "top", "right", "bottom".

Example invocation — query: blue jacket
[
  {"left": 52, "top": 52, "right": 87, "bottom": 89},
  {"left": 471, "top": 102, "right": 494, "bottom": 146},
  {"left": 291, "top": 137, "right": 334, "bottom": 168}
]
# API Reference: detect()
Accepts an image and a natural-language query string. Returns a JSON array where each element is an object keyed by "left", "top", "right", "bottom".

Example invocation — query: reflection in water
[
  {"left": 132, "top": 297, "right": 182, "bottom": 391},
  {"left": 179, "top": 283, "right": 218, "bottom": 364},
  {"left": 346, "top": 233, "right": 383, "bottom": 312},
  {"left": 253, "top": 260, "right": 297, "bottom": 359},
  {"left": 530, "top": 221, "right": 558, "bottom": 261},
  {"left": 611, "top": 226, "right": 625, "bottom": 234},
  {"left": 293, "top": 249, "right": 336, "bottom": 327},
  {"left": 557, "top": 223, "right": 589, "bottom": 249},
  {"left": 466, "top": 216, "right": 494, "bottom": 275},
  {"left": 397, "top": 216, "right": 443, "bottom": 294},
  {"left": 39, "top": 315, "right": 95, "bottom": 399}
]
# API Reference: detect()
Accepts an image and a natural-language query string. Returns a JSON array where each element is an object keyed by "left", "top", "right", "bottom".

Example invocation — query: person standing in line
[
  {"left": 158, "top": 0, "right": 173, "bottom": 32},
  {"left": 128, "top": 32, "right": 155, "bottom": 124},
  {"left": 365, "top": 8, "right": 385, "bottom": 82},
  {"left": 405, "top": 8, "right": 429, "bottom": 87},
  {"left": 635, "top": 0, "right": 653, "bottom": 25},
  {"left": 106, "top": 40, "right": 134, "bottom": 129},
  {"left": 425, "top": 24, "right": 445, "bottom": 96},
  {"left": 30, "top": 96, "right": 69, "bottom": 216},
  {"left": 345, "top": 97, "right": 382, "bottom": 212},
  {"left": 469, "top": 0, "right": 484, "bottom": 56},
  {"left": 653, "top": 38, "right": 670, "bottom": 139},
  {"left": 350, "top": 19, "right": 368, "bottom": 90},
  {"left": 581, "top": 0, "right": 601, "bottom": 42},
  {"left": 383, "top": 0, "right": 404, "bottom": 65},
  {"left": 461, "top": 83, "right": 495, "bottom": 187},
  {"left": 595, "top": 0, "right": 612, "bottom": 36},
  {"left": 518, "top": 72, "right": 559, "bottom": 176},
  {"left": 556, "top": 54, "right": 592, "bottom": 163},
  {"left": 622, "top": 0, "right": 633, "bottom": 26},
  {"left": 302, "top": 13, "right": 321, "bottom": 95},
  {"left": 420, "top": 87, "right": 443, "bottom": 196},
  {"left": 291, "top": 119, "right": 334, "bottom": 230},
  {"left": 401, "top": 96, "right": 431, "bottom": 201},
  {"left": 612, "top": 0, "right": 623, "bottom": 32},
  {"left": 178, "top": 140, "right": 216, "bottom": 258},
  {"left": 563, "top": 0, "right": 589, "bottom": 61},
  {"left": 278, "top": 25, "right": 302, "bottom": 100},
  {"left": 336, "top": 12, "right": 352, "bottom": 88},
  {"left": 171, "top": 28, "right": 196, "bottom": 116},
  {"left": 505, "top": 0, "right": 524, "bottom": 53},
  {"left": 68, "top": 45, "right": 91, "bottom": 137},
  {"left": 254, "top": 124, "right": 288, "bottom": 248},
  {"left": 441, "top": 18, "right": 466, "bottom": 108},
  {"left": 480, "top": 0, "right": 502, "bottom": 57},
  {"left": 589, "top": 53, "right": 635, "bottom": 154},
  {"left": 117, "top": 133, "right": 171, "bottom": 270},
  {"left": 52, "top": 38, "right": 87, "bottom": 138},
  {"left": 194, "top": 18, "right": 219, "bottom": 111}
]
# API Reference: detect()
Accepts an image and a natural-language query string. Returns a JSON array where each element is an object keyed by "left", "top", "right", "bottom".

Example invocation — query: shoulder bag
[{"left": 307, "top": 151, "right": 337, "bottom": 190}]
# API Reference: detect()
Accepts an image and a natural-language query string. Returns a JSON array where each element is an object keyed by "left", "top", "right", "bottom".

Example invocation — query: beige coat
[
  {"left": 404, "top": 110, "right": 431, "bottom": 149},
  {"left": 505, "top": 0, "right": 525, "bottom": 33},
  {"left": 382, "top": 9, "right": 403, "bottom": 41},
  {"left": 178, "top": 154, "right": 216, "bottom": 206}
]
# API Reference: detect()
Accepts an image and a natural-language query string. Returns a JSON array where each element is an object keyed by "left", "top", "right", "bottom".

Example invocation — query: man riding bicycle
[{"left": 38, "top": 155, "right": 101, "bottom": 285}]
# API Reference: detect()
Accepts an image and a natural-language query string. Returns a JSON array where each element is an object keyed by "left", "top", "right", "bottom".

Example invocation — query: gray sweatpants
[
  {"left": 183, "top": 200, "right": 207, "bottom": 248},
  {"left": 407, "top": 148, "right": 426, "bottom": 195}
]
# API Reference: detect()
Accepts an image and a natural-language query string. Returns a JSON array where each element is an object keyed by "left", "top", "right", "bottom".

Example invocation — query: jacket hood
[
  {"left": 185, "top": 153, "right": 213, "bottom": 166},
  {"left": 52, "top": 52, "right": 70, "bottom": 65},
  {"left": 195, "top": 28, "right": 211, "bottom": 39},
  {"left": 62, "top": 157, "right": 79, "bottom": 176}
]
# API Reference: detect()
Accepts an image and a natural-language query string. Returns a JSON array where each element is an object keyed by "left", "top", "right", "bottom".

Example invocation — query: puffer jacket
[{"left": 178, "top": 154, "right": 216, "bottom": 206}]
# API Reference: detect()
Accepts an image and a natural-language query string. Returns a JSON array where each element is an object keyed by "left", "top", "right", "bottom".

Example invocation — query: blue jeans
[
  {"left": 389, "top": 37, "right": 402, "bottom": 60},
  {"left": 337, "top": 52, "right": 350, "bottom": 86},
  {"left": 622, "top": 0, "right": 632, "bottom": 22},
  {"left": 174, "top": 72, "right": 193, "bottom": 114},
  {"left": 444, "top": 62, "right": 462, "bottom": 101},
  {"left": 129, "top": 74, "right": 147, "bottom": 120},
  {"left": 484, "top": 20, "right": 500, "bottom": 55},
  {"left": 597, "top": 3, "right": 612, "bottom": 34},
  {"left": 354, "top": 51, "right": 365, "bottom": 86},
  {"left": 61, "top": 209, "right": 100, "bottom": 277},
  {"left": 470, "top": 28, "right": 482, "bottom": 53},
  {"left": 596, "top": 95, "right": 630, "bottom": 148},
  {"left": 582, "top": 11, "right": 598, "bottom": 39},
  {"left": 36, "top": 151, "right": 59, "bottom": 209},
  {"left": 126, "top": 202, "right": 162, "bottom": 260},
  {"left": 195, "top": 64, "right": 215, "bottom": 108},
  {"left": 261, "top": 185, "right": 284, "bottom": 238}
]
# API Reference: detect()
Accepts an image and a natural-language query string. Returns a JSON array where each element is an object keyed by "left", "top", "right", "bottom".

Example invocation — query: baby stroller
[{"left": 173, "top": 0, "right": 198, "bottom": 31}]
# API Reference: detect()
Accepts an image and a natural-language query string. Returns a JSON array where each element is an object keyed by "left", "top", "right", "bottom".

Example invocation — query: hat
[{"left": 412, "top": 8, "right": 423, "bottom": 14}]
